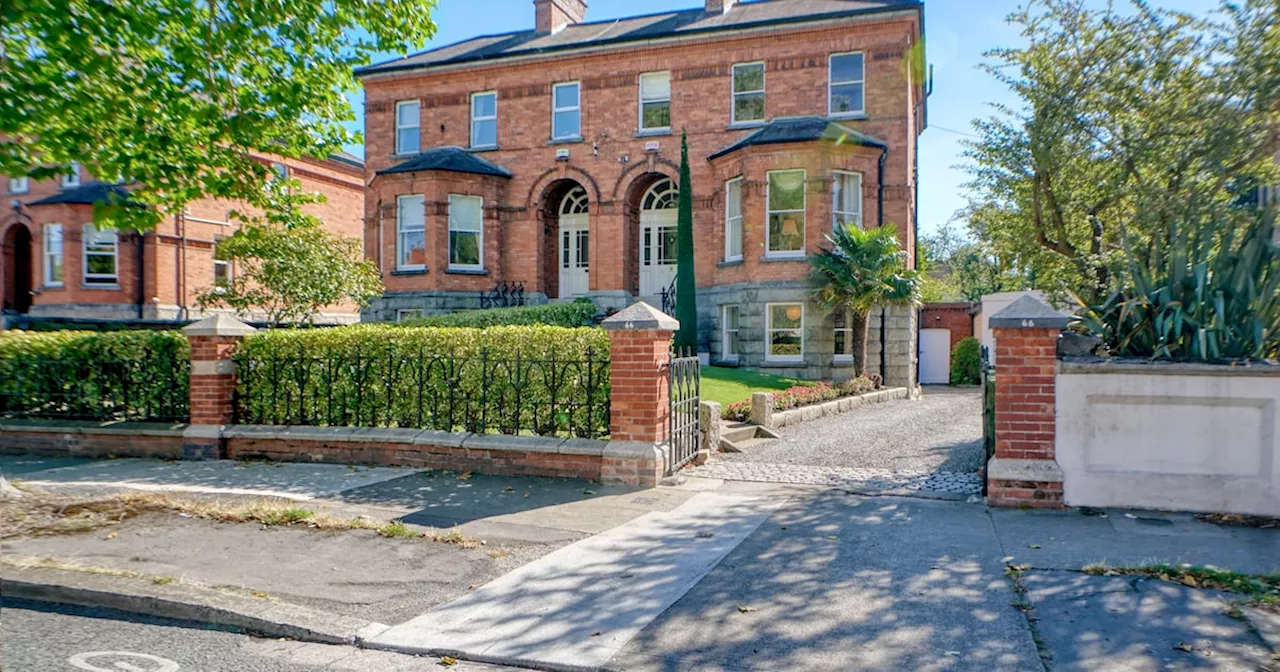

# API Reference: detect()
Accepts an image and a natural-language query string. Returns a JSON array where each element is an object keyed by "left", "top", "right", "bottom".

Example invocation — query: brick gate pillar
[
  {"left": 181, "top": 314, "right": 257, "bottom": 459},
  {"left": 985, "top": 295, "right": 1069, "bottom": 508},
  {"left": 600, "top": 302, "right": 678, "bottom": 485}
]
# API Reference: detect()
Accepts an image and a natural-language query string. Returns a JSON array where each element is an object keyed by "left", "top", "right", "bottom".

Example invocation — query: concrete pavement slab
[
  {"left": 366, "top": 491, "right": 786, "bottom": 670},
  {"left": 1022, "top": 570, "right": 1274, "bottom": 670},
  {"left": 0, "top": 454, "right": 96, "bottom": 476},
  {"left": 611, "top": 493, "right": 1041, "bottom": 672}
]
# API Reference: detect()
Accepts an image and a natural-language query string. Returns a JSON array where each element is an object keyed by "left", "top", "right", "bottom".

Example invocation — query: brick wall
[
  {"left": 987, "top": 324, "right": 1063, "bottom": 508},
  {"left": 921, "top": 302, "right": 975, "bottom": 351},
  {"left": 0, "top": 428, "right": 183, "bottom": 460}
]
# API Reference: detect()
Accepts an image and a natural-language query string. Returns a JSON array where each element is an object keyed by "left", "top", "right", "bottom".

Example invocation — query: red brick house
[
  {"left": 357, "top": 0, "right": 927, "bottom": 383},
  {"left": 1, "top": 153, "right": 365, "bottom": 325}
]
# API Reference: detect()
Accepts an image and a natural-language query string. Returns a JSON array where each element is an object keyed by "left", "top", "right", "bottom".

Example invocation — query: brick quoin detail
[
  {"left": 607, "top": 329, "right": 673, "bottom": 444},
  {"left": 992, "top": 327, "right": 1058, "bottom": 462}
]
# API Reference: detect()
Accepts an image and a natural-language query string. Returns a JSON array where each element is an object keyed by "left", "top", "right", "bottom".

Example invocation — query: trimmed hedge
[
  {"left": 402, "top": 301, "right": 596, "bottom": 329},
  {"left": 0, "top": 330, "right": 190, "bottom": 422},
  {"left": 722, "top": 376, "right": 879, "bottom": 421},
  {"left": 234, "top": 324, "right": 611, "bottom": 438},
  {"left": 950, "top": 337, "right": 982, "bottom": 385}
]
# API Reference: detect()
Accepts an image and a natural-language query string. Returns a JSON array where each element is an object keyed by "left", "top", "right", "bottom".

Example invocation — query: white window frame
[
  {"left": 43, "top": 223, "right": 64, "bottom": 287},
  {"left": 271, "top": 162, "right": 289, "bottom": 181},
  {"left": 551, "top": 81, "right": 582, "bottom": 141},
  {"left": 765, "top": 169, "right": 807, "bottom": 258},
  {"left": 62, "top": 162, "right": 81, "bottom": 188},
  {"left": 721, "top": 305, "right": 741, "bottom": 362},
  {"left": 828, "top": 51, "right": 866, "bottom": 118},
  {"left": 395, "top": 100, "right": 421, "bottom": 155},
  {"left": 833, "top": 309, "right": 854, "bottom": 364},
  {"left": 8, "top": 176, "right": 29, "bottom": 194},
  {"left": 213, "top": 258, "right": 231, "bottom": 293},
  {"left": 724, "top": 177, "right": 743, "bottom": 262},
  {"left": 396, "top": 194, "right": 427, "bottom": 271},
  {"left": 731, "top": 61, "right": 766, "bottom": 126},
  {"left": 638, "top": 71, "right": 672, "bottom": 133},
  {"left": 82, "top": 223, "right": 119, "bottom": 286},
  {"left": 766, "top": 302, "right": 805, "bottom": 363},
  {"left": 447, "top": 194, "right": 485, "bottom": 272},
  {"left": 470, "top": 91, "right": 498, "bottom": 149},
  {"left": 832, "top": 170, "right": 863, "bottom": 231},
  {"left": 397, "top": 309, "right": 424, "bottom": 322}
]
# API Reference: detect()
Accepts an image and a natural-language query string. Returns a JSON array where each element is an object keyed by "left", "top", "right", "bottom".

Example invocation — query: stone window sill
[
  {"left": 446, "top": 267, "right": 489, "bottom": 276},
  {"left": 391, "top": 268, "right": 427, "bottom": 276},
  {"left": 635, "top": 129, "right": 673, "bottom": 139},
  {"left": 41, "top": 283, "right": 64, "bottom": 291},
  {"left": 828, "top": 112, "right": 869, "bottom": 122},
  {"left": 726, "top": 121, "right": 766, "bottom": 131},
  {"left": 760, "top": 254, "right": 806, "bottom": 263},
  {"left": 548, "top": 137, "right": 584, "bottom": 145},
  {"left": 717, "top": 258, "right": 744, "bottom": 268},
  {"left": 468, "top": 145, "right": 500, "bottom": 153},
  {"left": 80, "top": 283, "right": 121, "bottom": 290}
]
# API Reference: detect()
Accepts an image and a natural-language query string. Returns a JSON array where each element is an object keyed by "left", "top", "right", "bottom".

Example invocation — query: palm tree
[{"left": 810, "top": 224, "right": 922, "bottom": 376}]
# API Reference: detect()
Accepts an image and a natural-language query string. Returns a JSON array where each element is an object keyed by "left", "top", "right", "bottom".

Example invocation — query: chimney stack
[
  {"left": 535, "top": 0, "right": 587, "bottom": 35},
  {"left": 706, "top": 0, "right": 736, "bottom": 13}
]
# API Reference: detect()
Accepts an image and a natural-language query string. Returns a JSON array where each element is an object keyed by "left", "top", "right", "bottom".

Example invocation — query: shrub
[
  {"left": 721, "top": 376, "right": 877, "bottom": 421},
  {"left": 0, "top": 330, "right": 190, "bottom": 422},
  {"left": 402, "top": 301, "right": 596, "bottom": 329},
  {"left": 234, "top": 324, "right": 611, "bottom": 438},
  {"left": 950, "top": 337, "right": 982, "bottom": 385}
]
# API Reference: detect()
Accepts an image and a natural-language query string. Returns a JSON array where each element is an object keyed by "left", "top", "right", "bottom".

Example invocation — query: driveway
[{"left": 686, "top": 386, "right": 986, "bottom": 496}]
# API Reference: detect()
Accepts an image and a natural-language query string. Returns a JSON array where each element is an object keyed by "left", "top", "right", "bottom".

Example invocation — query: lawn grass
[{"left": 699, "top": 365, "right": 809, "bottom": 407}]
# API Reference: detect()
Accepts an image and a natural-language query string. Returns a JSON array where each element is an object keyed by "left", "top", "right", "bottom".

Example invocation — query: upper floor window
[
  {"left": 639, "top": 71, "right": 671, "bottom": 132},
  {"left": 448, "top": 194, "right": 484, "bottom": 271},
  {"left": 396, "top": 194, "right": 426, "bottom": 270},
  {"left": 828, "top": 52, "right": 865, "bottom": 117},
  {"left": 471, "top": 92, "right": 497, "bottom": 149},
  {"left": 395, "top": 100, "right": 420, "bottom": 155},
  {"left": 731, "top": 62, "right": 765, "bottom": 125},
  {"left": 271, "top": 162, "right": 289, "bottom": 181},
  {"left": 833, "top": 171, "right": 863, "bottom": 231},
  {"left": 724, "top": 177, "right": 743, "bottom": 262},
  {"left": 766, "top": 169, "right": 806, "bottom": 256},
  {"left": 213, "top": 258, "right": 232, "bottom": 292},
  {"left": 62, "top": 162, "right": 81, "bottom": 188},
  {"left": 83, "top": 224, "right": 118, "bottom": 285},
  {"left": 552, "top": 82, "right": 581, "bottom": 140},
  {"left": 44, "top": 224, "right": 64, "bottom": 287},
  {"left": 8, "top": 176, "right": 29, "bottom": 194}
]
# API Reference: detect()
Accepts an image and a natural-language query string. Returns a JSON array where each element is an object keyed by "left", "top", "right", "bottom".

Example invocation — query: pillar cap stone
[
  {"left": 601, "top": 301, "right": 679, "bottom": 332},
  {"left": 989, "top": 295, "right": 1071, "bottom": 330},
  {"left": 182, "top": 314, "right": 258, "bottom": 337}
]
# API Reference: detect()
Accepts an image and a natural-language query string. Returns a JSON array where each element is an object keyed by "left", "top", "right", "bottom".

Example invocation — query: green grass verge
[{"left": 699, "top": 365, "right": 809, "bottom": 407}]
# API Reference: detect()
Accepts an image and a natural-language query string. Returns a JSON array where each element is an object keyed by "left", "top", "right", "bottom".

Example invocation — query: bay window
[
  {"left": 767, "top": 303, "right": 804, "bottom": 362},
  {"left": 396, "top": 194, "right": 426, "bottom": 270},
  {"left": 833, "top": 171, "right": 863, "bottom": 231},
  {"left": 766, "top": 169, "right": 806, "bottom": 256},
  {"left": 43, "top": 224, "right": 63, "bottom": 287},
  {"left": 82, "top": 224, "right": 118, "bottom": 285},
  {"left": 448, "top": 194, "right": 484, "bottom": 270},
  {"left": 724, "top": 177, "right": 743, "bottom": 261}
]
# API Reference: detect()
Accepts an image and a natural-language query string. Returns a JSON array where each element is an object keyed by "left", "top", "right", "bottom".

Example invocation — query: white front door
[
  {"left": 639, "top": 209, "right": 678, "bottom": 298},
  {"left": 919, "top": 328, "right": 952, "bottom": 384},
  {"left": 558, "top": 213, "right": 589, "bottom": 299}
]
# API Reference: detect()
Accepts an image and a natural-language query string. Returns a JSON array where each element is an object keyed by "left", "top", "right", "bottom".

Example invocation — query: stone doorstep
[{"left": 771, "top": 386, "right": 909, "bottom": 429}]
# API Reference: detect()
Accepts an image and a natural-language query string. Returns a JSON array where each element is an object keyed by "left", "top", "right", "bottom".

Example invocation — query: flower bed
[{"left": 722, "top": 374, "right": 880, "bottom": 421}]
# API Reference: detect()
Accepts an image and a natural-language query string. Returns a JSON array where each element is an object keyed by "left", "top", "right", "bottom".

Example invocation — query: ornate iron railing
[
  {"left": 480, "top": 281, "right": 526, "bottom": 310},
  {"left": 667, "top": 348, "right": 701, "bottom": 474},
  {"left": 234, "top": 347, "right": 610, "bottom": 439},
  {"left": 0, "top": 357, "right": 190, "bottom": 423},
  {"left": 659, "top": 276, "right": 677, "bottom": 316}
]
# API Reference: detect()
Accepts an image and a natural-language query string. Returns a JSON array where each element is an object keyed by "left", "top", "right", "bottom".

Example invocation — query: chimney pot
[
  {"left": 706, "top": 0, "right": 736, "bottom": 14},
  {"left": 535, "top": 0, "right": 587, "bottom": 35}
]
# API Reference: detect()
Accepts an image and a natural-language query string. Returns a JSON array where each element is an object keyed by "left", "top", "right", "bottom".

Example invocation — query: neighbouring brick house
[
  {"left": 357, "top": 0, "right": 926, "bottom": 383},
  {"left": 0, "top": 153, "right": 365, "bottom": 324}
]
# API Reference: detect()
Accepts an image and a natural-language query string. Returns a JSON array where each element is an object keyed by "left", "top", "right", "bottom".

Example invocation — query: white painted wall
[
  {"left": 919, "top": 328, "right": 951, "bottom": 384},
  {"left": 1056, "top": 362, "right": 1280, "bottom": 516},
  {"left": 976, "top": 291, "right": 1048, "bottom": 365}
]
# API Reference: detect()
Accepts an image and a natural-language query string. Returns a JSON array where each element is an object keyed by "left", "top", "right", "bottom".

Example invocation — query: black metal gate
[{"left": 667, "top": 350, "right": 701, "bottom": 474}]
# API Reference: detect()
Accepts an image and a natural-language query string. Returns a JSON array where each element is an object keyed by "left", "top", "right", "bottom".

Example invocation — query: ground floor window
[
  {"left": 82, "top": 224, "right": 118, "bottom": 285},
  {"left": 448, "top": 194, "right": 483, "bottom": 270},
  {"left": 397, "top": 309, "right": 423, "bottom": 322},
  {"left": 722, "top": 305, "right": 741, "bottom": 360},
  {"left": 43, "top": 224, "right": 63, "bottom": 287},
  {"left": 766, "top": 303, "right": 804, "bottom": 362},
  {"left": 834, "top": 310, "right": 854, "bottom": 363},
  {"left": 396, "top": 194, "right": 426, "bottom": 270}
]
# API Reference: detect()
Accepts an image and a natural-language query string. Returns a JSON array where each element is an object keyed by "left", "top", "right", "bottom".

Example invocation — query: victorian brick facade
[
  {"left": 1, "top": 153, "right": 365, "bottom": 324},
  {"left": 358, "top": 0, "right": 926, "bottom": 383}
]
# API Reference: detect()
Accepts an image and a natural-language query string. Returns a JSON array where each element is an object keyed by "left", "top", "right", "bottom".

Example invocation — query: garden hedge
[
  {"left": 402, "top": 300, "right": 596, "bottom": 329},
  {"left": 0, "top": 330, "right": 190, "bottom": 422},
  {"left": 234, "top": 324, "right": 611, "bottom": 438},
  {"left": 950, "top": 337, "right": 982, "bottom": 385}
]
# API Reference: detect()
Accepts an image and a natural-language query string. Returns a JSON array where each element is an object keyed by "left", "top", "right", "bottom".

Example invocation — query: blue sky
[{"left": 344, "top": 0, "right": 1220, "bottom": 237}]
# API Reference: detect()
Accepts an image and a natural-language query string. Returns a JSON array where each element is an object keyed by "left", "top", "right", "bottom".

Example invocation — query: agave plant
[{"left": 1072, "top": 209, "right": 1279, "bottom": 362}]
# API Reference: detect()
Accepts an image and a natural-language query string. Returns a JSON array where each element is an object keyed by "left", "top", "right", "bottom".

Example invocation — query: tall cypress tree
[{"left": 674, "top": 130, "right": 698, "bottom": 353}]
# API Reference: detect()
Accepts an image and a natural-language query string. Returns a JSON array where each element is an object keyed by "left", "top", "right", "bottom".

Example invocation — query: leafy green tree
[
  {"left": 810, "top": 225, "right": 922, "bottom": 376},
  {"left": 673, "top": 131, "right": 698, "bottom": 352},
  {"left": 920, "top": 221, "right": 1024, "bottom": 301},
  {"left": 962, "top": 0, "right": 1279, "bottom": 303},
  {"left": 1, "top": 0, "right": 436, "bottom": 232}
]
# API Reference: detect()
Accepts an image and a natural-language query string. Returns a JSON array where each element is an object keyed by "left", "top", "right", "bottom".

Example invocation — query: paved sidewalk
[{"left": 685, "top": 461, "right": 984, "bottom": 497}]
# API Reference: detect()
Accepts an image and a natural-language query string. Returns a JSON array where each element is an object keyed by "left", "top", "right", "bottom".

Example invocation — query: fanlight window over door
[
  {"left": 641, "top": 178, "right": 678, "bottom": 211},
  {"left": 561, "top": 186, "right": 589, "bottom": 216}
]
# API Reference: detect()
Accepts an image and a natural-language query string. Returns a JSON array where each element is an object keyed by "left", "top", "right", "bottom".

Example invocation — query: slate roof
[
  {"left": 27, "top": 182, "right": 138, "bottom": 207},
  {"left": 708, "top": 116, "right": 888, "bottom": 160},
  {"left": 377, "top": 147, "right": 514, "bottom": 178},
  {"left": 327, "top": 151, "right": 365, "bottom": 169},
  {"left": 356, "top": 0, "right": 921, "bottom": 77}
]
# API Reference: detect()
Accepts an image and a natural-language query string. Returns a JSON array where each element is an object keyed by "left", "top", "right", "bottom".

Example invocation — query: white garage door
[{"left": 919, "top": 328, "right": 951, "bottom": 384}]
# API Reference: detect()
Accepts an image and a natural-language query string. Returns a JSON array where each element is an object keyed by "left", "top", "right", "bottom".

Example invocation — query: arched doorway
[
  {"left": 558, "top": 186, "right": 590, "bottom": 299},
  {"left": 1, "top": 223, "right": 33, "bottom": 314},
  {"left": 638, "top": 177, "right": 678, "bottom": 299}
]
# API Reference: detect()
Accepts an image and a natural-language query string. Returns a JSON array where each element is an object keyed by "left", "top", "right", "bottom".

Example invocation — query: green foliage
[
  {"left": 196, "top": 221, "right": 383, "bottom": 326},
  {"left": 234, "top": 324, "right": 611, "bottom": 437},
  {"left": 920, "top": 222, "right": 1025, "bottom": 301},
  {"left": 1072, "top": 213, "right": 1279, "bottom": 362},
  {"left": 402, "top": 301, "right": 596, "bottom": 329},
  {"left": 961, "top": 0, "right": 1280, "bottom": 303},
  {"left": 0, "top": 330, "right": 189, "bottom": 421},
  {"left": 810, "top": 224, "right": 922, "bottom": 375},
  {"left": 950, "top": 337, "right": 982, "bottom": 385},
  {"left": 1, "top": 0, "right": 436, "bottom": 232},
  {"left": 674, "top": 131, "right": 699, "bottom": 352}
]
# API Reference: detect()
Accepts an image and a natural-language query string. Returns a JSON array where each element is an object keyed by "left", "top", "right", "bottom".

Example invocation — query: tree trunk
[{"left": 852, "top": 309, "right": 870, "bottom": 377}]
